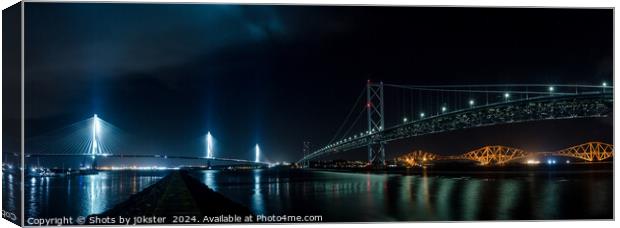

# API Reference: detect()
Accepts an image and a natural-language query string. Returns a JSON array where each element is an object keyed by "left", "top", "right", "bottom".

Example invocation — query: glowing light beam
[
  {"left": 255, "top": 144, "right": 261, "bottom": 163},
  {"left": 206, "top": 132, "right": 214, "bottom": 159}
]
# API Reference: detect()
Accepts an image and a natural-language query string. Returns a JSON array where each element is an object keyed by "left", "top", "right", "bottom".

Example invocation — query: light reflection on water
[
  {"left": 497, "top": 180, "right": 520, "bottom": 220},
  {"left": 2, "top": 173, "right": 18, "bottom": 214},
  {"left": 435, "top": 177, "right": 455, "bottom": 220},
  {"left": 190, "top": 169, "right": 612, "bottom": 221},
  {"left": 462, "top": 179, "right": 482, "bottom": 220},
  {"left": 22, "top": 171, "right": 168, "bottom": 219},
  {"left": 540, "top": 180, "right": 560, "bottom": 219},
  {"left": 10, "top": 169, "right": 613, "bottom": 222},
  {"left": 252, "top": 169, "right": 265, "bottom": 215}
]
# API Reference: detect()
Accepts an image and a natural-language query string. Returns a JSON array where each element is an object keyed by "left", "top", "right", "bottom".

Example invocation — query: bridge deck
[{"left": 300, "top": 92, "right": 612, "bottom": 163}]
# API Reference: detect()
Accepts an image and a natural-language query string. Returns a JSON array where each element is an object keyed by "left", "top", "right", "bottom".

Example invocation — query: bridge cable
[
  {"left": 339, "top": 108, "right": 368, "bottom": 141},
  {"left": 326, "top": 87, "right": 366, "bottom": 145}
]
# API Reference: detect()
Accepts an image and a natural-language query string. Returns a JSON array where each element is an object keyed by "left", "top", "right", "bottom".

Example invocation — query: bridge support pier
[
  {"left": 91, "top": 156, "right": 98, "bottom": 170},
  {"left": 368, "top": 142, "right": 386, "bottom": 166}
]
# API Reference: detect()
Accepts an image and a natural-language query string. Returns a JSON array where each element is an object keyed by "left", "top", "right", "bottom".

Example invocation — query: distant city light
[{"left": 526, "top": 160, "right": 540, "bottom": 165}]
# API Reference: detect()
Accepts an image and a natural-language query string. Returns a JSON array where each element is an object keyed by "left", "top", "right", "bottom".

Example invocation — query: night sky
[{"left": 22, "top": 4, "right": 613, "bottom": 163}]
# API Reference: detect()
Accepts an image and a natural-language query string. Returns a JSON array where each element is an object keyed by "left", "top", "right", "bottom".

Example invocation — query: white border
[{"left": 0, "top": 1, "right": 617, "bottom": 228}]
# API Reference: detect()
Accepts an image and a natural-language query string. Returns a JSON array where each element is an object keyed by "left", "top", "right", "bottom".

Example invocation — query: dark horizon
[{"left": 20, "top": 4, "right": 613, "bottom": 163}]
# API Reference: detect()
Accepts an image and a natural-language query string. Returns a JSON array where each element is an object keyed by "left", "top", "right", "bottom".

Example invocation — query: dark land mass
[{"left": 88, "top": 170, "right": 253, "bottom": 225}]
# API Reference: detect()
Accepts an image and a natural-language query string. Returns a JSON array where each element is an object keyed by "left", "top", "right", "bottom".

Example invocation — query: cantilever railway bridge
[{"left": 396, "top": 142, "right": 614, "bottom": 167}]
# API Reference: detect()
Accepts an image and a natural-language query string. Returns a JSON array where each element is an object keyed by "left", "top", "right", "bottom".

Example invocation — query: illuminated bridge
[
  {"left": 298, "top": 82, "right": 613, "bottom": 166},
  {"left": 397, "top": 142, "right": 614, "bottom": 167},
  {"left": 26, "top": 114, "right": 269, "bottom": 167}
]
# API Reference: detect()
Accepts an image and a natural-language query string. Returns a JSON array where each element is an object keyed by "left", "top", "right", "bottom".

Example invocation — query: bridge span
[
  {"left": 25, "top": 114, "right": 269, "bottom": 168},
  {"left": 298, "top": 83, "right": 613, "bottom": 165},
  {"left": 25, "top": 153, "right": 269, "bottom": 165},
  {"left": 397, "top": 142, "right": 614, "bottom": 167}
]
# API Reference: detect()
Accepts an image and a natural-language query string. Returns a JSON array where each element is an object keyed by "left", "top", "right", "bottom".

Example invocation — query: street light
[
  {"left": 420, "top": 112, "right": 425, "bottom": 118},
  {"left": 469, "top": 99, "right": 475, "bottom": 106},
  {"left": 441, "top": 106, "right": 447, "bottom": 112},
  {"left": 504, "top": 93, "right": 510, "bottom": 101},
  {"left": 403, "top": 117, "right": 408, "bottom": 123}
]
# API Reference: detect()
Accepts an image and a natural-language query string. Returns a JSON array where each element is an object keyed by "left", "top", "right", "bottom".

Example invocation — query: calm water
[
  {"left": 12, "top": 169, "right": 613, "bottom": 222},
  {"left": 21, "top": 171, "right": 168, "bottom": 219}
]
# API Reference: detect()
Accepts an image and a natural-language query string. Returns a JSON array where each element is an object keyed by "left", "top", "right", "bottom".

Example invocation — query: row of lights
[
  {"left": 403, "top": 101, "right": 471, "bottom": 123},
  {"left": 401, "top": 83, "right": 610, "bottom": 123},
  {"left": 324, "top": 82, "right": 613, "bottom": 149},
  {"left": 403, "top": 107, "right": 447, "bottom": 123},
  {"left": 322, "top": 126, "right": 385, "bottom": 150}
]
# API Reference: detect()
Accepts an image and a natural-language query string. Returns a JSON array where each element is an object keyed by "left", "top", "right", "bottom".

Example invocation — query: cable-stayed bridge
[
  {"left": 26, "top": 114, "right": 269, "bottom": 168},
  {"left": 298, "top": 82, "right": 613, "bottom": 166}
]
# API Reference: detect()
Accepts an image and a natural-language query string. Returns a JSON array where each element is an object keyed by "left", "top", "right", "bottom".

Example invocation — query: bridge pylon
[
  {"left": 368, "top": 142, "right": 386, "bottom": 166},
  {"left": 302, "top": 141, "right": 311, "bottom": 168},
  {"left": 367, "top": 81, "right": 386, "bottom": 165},
  {"left": 91, "top": 114, "right": 101, "bottom": 169}
]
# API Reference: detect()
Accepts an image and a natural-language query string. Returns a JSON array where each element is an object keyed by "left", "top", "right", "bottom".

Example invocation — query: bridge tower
[
  {"left": 91, "top": 114, "right": 101, "bottom": 169},
  {"left": 366, "top": 81, "right": 386, "bottom": 166},
  {"left": 302, "top": 141, "right": 311, "bottom": 168}
]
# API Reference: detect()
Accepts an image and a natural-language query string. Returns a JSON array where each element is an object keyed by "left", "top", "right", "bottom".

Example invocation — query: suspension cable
[{"left": 327, "top": 87, "right": 366, "bottom": 145}]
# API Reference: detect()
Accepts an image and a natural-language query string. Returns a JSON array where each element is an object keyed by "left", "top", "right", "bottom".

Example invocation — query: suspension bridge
[
  {"left": 298, "top": 81, "right": 613, "bottom": 166},
  {"left": 25, "top": 114, "right": 269, "bottom": 169}
]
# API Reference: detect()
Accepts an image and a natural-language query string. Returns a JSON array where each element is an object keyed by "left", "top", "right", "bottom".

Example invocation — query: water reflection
[
  {"left": 191, "top": 170, "right": 611, "bottom": 221},
  {"left": 22, "top": 170, "right": 612, "bottom": 221},
  {"left": 24, "top": 171, "right": 167, "bottom": 219},
  {"left": 6, "top": 174, "right": 16, "bottom": 211},
  {"left": 252, "top": 169, "right": 265, "bottom": 215},
  {"left": 462, "top": 179, "right": 482, "bottom": 220},
  {"left": 87, "top": 174, "right": 105, "bottom": 215},
  {"left": 435, "top": 178, "right": 455, "bottom": 220},
  {"left": 497, "top": 180, "right": 520, "bottom": 220},
  {"left": 539, "top": 180, "right": 560, "bottom": 219},
  {"left": 203, "top": 170, "right": 218, "bottom": 191},
  {"left": 416, "top": 171, "right": 433, "bottom": 218}
]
